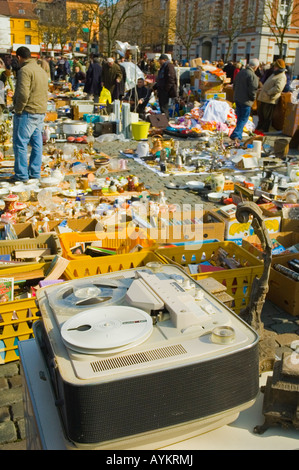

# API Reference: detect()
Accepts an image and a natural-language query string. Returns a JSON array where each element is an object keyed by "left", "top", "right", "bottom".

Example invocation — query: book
[
  {"left": 0, "top": 278, "right": 14, "bottom": 302},
  {"left": 85, "top": 246, "right": 117, "bottom": 257},
  {"left": 44, "top": 255, "right": 70, "bottom": 280}
]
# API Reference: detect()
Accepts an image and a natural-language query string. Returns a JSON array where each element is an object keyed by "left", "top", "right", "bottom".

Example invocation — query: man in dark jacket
[
  {"left": 223, "top": 61, "right": 236, "bottom": 84},
  {"left": 153, "top": 54, "right": 177, "bottom": 118},
  {"left": 124, "top": 78, "right": 151, "bottom": 114},
  {"left": 101, "top": 58, "right": 122, "bottom": 101},
  {"left": 230, "top": 58, "right": 259, "bottom": 142},
  {"left": 83, "top": 55, "right": 102, "bottom": 103},
  {"left": 72, "top": 66, "right": 86, "bottom": 91}
]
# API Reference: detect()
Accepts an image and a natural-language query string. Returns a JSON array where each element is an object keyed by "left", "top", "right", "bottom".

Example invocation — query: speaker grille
[
  {"left": 90, "top": 344, "right": 187, "bottom": 372},
  {"left": 62, "top": 344, "right": 259, "bottom": 445}
]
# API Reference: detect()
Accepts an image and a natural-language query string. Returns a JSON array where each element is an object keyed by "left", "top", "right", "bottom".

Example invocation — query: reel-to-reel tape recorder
[{"left": 34, "top": 263, "right": 260, "bottom": 449}]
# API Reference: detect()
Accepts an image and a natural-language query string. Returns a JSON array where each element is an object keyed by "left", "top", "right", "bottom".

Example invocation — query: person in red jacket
[{"left": 233, "top": 63, "right": 242, "bottom": 83}]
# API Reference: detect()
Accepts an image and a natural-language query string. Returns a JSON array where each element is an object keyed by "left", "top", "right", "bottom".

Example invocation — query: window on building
[
  {"left": 19, "top": 9, "right": 25, "bottom": 14},
  {"left": 233, "top": 43, "right": 238, "bottom": 61},
  {"left": 274, "top": 43, "right": 287, "bottom": 60},
  {"left": 221, "top": 43, "right": 226, "bottom": 60},
  {"left": 24, "top": 21, "right": 31, "bottom": 28},
  {"left": 222, "top": 0, "right": 229, "bottom": 29},
  {"left": 248, "top": 0, "right": 256, "bottom": 23},
  {"left": 246, "top": 42, "right": 251, "bottom": 63},
  {"left": 278, "top": 0, "right": 292, "bottom": 27},
  {"left": 70, "top": 9, "right": 77, "bottom": 21},
  {"left": 179, "top": 46, "right": 183, "bottom": 61},
  {"left": 82, "top": 11, "right": 89, "bottom": 22},
  {"left": 25, "top": 35, "right": 31, "bottom": 44}
]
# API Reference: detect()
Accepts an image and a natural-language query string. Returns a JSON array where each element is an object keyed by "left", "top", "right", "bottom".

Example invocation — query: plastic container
[
  {"left": 0, "top": 298, "right": 39, "bottom": 364},
  {"left": 0, "top": 233, "right": 62, "bottom": 261},
  {"left": 58, "top": 227, "right": 156, "bottom": 260},
  {"left": 64, "top": 250, "right": 164, "bottom": 279},
  {"left": 155, "top": 241, "right": 264, "bottom": 315},
  {"left": 131, "top": 121, "right": 151, "bottom": 140}
]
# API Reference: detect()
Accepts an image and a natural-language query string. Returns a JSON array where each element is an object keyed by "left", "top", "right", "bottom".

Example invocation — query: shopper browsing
[
  {"left": 230, "top": 58, "right": 260, "bottom": 143},
  {"left": 153, "top": 54, "right": 177, "bottom": 119},
  {"left": 256, "top": 59, "right": 287, "bottom": 133},
  {"left": 12, "top": 46, "right": 48, "bottom": 182}
]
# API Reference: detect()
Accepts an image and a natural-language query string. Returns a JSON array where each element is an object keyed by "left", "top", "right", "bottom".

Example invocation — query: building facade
[
  {"left": 0, "top": 0, "right": 40, "bottom": 56},
  {"left": 0, "top": 0, "right": 99, "bottom": 57},
  {"left": 173, "top": 0, "right": 299, "bottom": 68}
]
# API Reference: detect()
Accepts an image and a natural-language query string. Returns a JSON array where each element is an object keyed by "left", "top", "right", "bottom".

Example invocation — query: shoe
[{"left": 7, "top": 176, "right": 28, "bottom": 184}]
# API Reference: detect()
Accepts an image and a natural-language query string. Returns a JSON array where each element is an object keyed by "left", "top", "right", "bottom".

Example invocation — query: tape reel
[
  {"left": 61, "top": 305, "right": 153, "bottom": 354},
  {"left": 48, "top": 279, "right": 129, "bottom": 315}
]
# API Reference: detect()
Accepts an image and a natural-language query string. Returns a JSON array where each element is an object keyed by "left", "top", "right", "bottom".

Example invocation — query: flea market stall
[{"left": 0, "top": 59, "right": 298, "bottom": 450}]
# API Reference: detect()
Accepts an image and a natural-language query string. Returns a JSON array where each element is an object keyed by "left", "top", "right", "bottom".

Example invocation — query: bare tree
[
  {"left": 258, "top": 0, "right": 299, "bottom": 57},
  {"left": 36, "top": 0, "right": 86, "bottom": 54},
  {"left": 97, "top": 0, "right": 140, "bottom": 56},
  {"left": 171, "top": 0, "right": 202, "bottom": 61},
  {"left": 215, "top": 0, "right": 257, "bottom": 62}
]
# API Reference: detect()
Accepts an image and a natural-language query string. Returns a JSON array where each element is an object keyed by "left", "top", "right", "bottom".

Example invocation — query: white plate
[
  {"left": 61, "top": 189, "right": 86, "bottom": 198},
  {"left": 0, "top": 188, "right": 9, "bottom": 196},
  {"left": 186, "top": 181, "right": 205, "bottom": 190}
]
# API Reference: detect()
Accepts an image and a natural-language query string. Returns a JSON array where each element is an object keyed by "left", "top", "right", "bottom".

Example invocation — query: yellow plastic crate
[
  {"left": 155, "top": 241, "right": 264, "bottom": 314},
  {"left": 0, "top": 262, "right": 51, "bottom": 277},
  {"left": 59, "top": 227, "right": 156, "bottom": 260},
  {"left": 0, "top": 298, "right": 39, "bottom": 364},
  {"left": 64, "top": 250, "right": 165, "bottom": 279},
  {"left": 0, "top": 233, "right": 62, "bottom": 260}
]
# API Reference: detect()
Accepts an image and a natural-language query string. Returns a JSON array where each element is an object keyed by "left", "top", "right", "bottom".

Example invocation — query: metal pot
[{"left": 62, "top": 121, "right": 88, "bottom": 135}]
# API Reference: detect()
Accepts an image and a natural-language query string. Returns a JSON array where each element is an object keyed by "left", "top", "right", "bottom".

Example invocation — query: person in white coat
[{"left": 256, "top": 58, "right": 287, "bottom": 133}]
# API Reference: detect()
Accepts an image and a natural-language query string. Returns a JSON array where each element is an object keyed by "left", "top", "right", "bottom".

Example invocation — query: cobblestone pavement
[
  {"left": 0, "top": 299, "right": 298, "bottom": 450},
  {"left": 0, "top": 130, "right": 298, "bottom": 450}
]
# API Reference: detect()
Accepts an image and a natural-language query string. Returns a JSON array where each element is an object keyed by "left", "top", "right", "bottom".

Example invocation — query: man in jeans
[
  {"left": 230, "top": 58, "right": 259, "bottom": 143},
  {"left": 12, "top": 47, "right": 49, "bottom": 182}
]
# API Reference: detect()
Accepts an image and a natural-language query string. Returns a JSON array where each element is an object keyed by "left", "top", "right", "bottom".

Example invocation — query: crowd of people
[
  {"left": 0, "top": 47, "right": 296, "bottom": 183},
  {"left": 227, "top": 57, "right": 290, "bottom": 142}
]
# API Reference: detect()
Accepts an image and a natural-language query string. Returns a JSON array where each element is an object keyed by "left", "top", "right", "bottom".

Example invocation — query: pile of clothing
[{"left": 164, "top": 100, "right": 255, "bottom": 137}]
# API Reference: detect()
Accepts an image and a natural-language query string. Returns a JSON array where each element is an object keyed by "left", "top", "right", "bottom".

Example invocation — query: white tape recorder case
[{"left": 34, "top": 263, "right": 260, "bottom": 449}]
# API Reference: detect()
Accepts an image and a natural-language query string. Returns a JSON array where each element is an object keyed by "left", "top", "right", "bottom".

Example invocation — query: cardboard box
[
  {"left": 282, "top": 102, "right": 299, "bottom": 136},
  {"left": 0, "top": 223, "right": 36, "bottom": 239},
  {"left": 55, "top": 98, "right": 70, "bottom": 109},
  {"left": 222, "top": 214, "right": 280, "bottom": 244},
  {"left": 223, "top": 85, "right": 234, "bottom": 102},
  {"left": 190, "top": 58, "right": 203, "bottom": 68},
  {"left": 70, "top": 99, "right": 94, "bottom": 107},
  {"left": 199, "top": 81, "right": 224, "bottom": 93},
  {"left": 38, "top": 218, "right": 100, "bottom": 233},
  {"left": 93, "top": 121, "right": 117, "bottom": 137},
  {"left": 204, "top": 92, "right": 226, "bottom": 100},
  {"left": 45, "top": 111, "right": 58, "bottom": 122},
  {"left": 258, "top": 203, "right": 282, "bottom": 218},
  {"left": 72, "top": 103, "right": 95, "bottom": 120},
  {"left": 272, "top": 92, "right": 292, "bottom": 131},
  {"left": 155, "top": 210, "right": 225, "bottom": 244},
  {"left": 267, "top": 252, "right": 299, "bottom": 316},
  {"left": 242, "top": 231, "right": 299, "bottom": 260},
  {"left": 281, "top": 217, "right": 299, "bottom": 232},
  {"left": 13, "top": 223, "right": 36, "bottom": 239}
]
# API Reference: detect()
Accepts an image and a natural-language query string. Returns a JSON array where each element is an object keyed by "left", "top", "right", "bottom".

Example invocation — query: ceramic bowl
[
  {"left": 40, "top": 177, "right": 61, "bottom": 187},
  {"left": 207, "top": 192, "right": 224, "bottom": 202}
]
